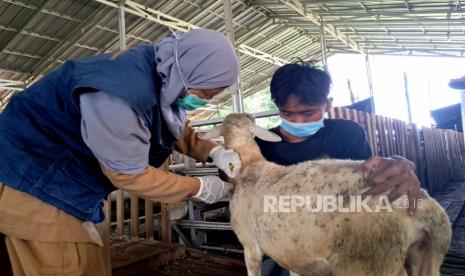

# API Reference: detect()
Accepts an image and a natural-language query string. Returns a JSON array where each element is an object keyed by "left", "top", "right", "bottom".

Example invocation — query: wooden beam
[
  {"left": 144, "top": 199, "right": 154, "bottom": 239},
  {"left": 116, "top": 190, "right": 125, "bottom": 235},
  {"left": 130, "top": 195, "right": 139, "bottom": 237}
]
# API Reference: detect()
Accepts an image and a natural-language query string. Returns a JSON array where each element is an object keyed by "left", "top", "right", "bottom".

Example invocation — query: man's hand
[
  {"left": 193, "top": 175, "right": 234, "bottom": 204},
  {"left": 361, "top": 155, "right": 421, "bottom": 216},
  {"left": 209, "top": 146, "right": 242, "bottom": 178}
]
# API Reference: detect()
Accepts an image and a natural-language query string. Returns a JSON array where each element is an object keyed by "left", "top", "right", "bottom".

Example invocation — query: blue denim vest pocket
[{"left": 31, "top": 150, "right": 106, "bottom": 218}]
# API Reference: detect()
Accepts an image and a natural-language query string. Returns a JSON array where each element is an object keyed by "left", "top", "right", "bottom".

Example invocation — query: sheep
[{"left": 200, "top": 113, "right": 452, "bottom": 276}]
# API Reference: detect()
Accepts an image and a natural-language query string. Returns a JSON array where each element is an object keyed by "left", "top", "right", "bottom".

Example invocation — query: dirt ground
[{"left": 111, "top": 236, "right": 246, "bottom": 276}]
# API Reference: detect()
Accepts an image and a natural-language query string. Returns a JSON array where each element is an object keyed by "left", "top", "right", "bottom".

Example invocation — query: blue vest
[{"left": 0, "top": 44, "right": 177, "bottom": 223}]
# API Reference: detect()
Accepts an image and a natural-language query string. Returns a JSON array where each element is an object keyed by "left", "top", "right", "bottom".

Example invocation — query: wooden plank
[
  {"left": 332, "top": 107, "right": 339, "bottom": 119},
  {"left": 156, "top": 257, "right": 247, "bottom": 276},
  {"left": 453, "top": 131, "right": 464, "bottom": 171},
  {"left": 344, "top": 108, "right": 351, "bottom": 121},
  {"left": 130, "top": 195, "right": 139, "bottom": 237},
  {"left": 384, "top": 118, "right": 391, "bottom": 155},
  {"left": 376, "top": 116, "right": 387, "bottom": 156},
  {"left": 145, "top": 199, "right": 154, "bottom": 239},
  {"left": 116, "top": 190, "right": 125, "bottom": 235},
  {"left": 392, "top": 120, "right": 402, "bottom": 156},
  {"left": 328, "top": 107, "right": 336, "bottom": 119},
  {"left": 392, "top": 121, "right": 399, "bottom": 155},
  {"left": 349, "top": 109, "right": 358, "bottom": 125},
  {"left": 398, "top": 121, "right": 407, "bottom": 157},
  {"left": 111, "top": 237, "right": 186, "bottom": 276},
  {"left": 448, "top": 131, "right": 459, "bottom": 173},
  {"left": 436, "top": 130, "right": 445, "bottom": 190},
  {"left": 403, "top": 124, "right": 410, "bottom": 160},
  {"left": 364, "top": 113, "right": 375, "bottom": 155},
  {"left": 383, "top": 117, "right": 392, "bottom": 156},
  {"left": 161, "top": 203, "right": 171, "bottom": 242},
  {"left": 186, "top": 248, "right": 246, "bottom": 269},
  {"left": 423, "top": 128, "right": 433, "bottom": 191},
  {"left": 355, "top": 111, "right": 365, "bottom": 132},
  {"left": 160, "top": 160, "right": 171, "bottom": 242},
  {"left": 370, "top": 113, "right": 379, "bottom": 156},
  {"left": 156, "top": 249, "right": 247, "bottom": 276},
  {"left": 414, "top": 126, "right": 426, "bottom": 186},
  {"left": 425, "top": 128, "right": 439, "bottom": 192},
  {"left": 392, "top": 120, "right": 399, "bottom": 155},
  {"left": 338, "top": 107, "right": 345, "bottom": 119},
  {"left": 459, "top": 132, "right": 465, "bottom": 167}
]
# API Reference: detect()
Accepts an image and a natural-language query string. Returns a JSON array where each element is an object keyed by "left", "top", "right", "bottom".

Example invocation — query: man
[{"left": 255, "top": 61, "right": 421, "bottom": 276}]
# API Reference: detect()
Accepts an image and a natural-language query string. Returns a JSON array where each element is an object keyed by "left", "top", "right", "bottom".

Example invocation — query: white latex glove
[
  {"left": 209, "top": 146, "right": 242, "bottom": 178},
  {"left": 193, "top": 175, "right": 234, "bottom": 204}
]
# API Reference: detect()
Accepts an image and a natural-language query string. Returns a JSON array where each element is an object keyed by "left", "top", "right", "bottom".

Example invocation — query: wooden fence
[
  {"left": 329, "top": 106, "right": 465, "bottom": 192},
  {"left": 108, "top": 107, "right": 465, "bottom": 238},
  {"left": 105, "top": 160, "right": 173, "bottom": 241}
]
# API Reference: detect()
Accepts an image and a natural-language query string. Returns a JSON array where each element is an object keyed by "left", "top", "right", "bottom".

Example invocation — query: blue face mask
[
  {"left": 280, "top": 116, "right": 325, "bottom": 137},
  {"left": 176, "top": 93, "right": 209, "bottom": 111}
]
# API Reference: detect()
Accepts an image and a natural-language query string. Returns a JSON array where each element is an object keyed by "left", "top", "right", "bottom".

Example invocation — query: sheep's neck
[{"left": 225, "top": 137, "right": 265, "bottom": 167}]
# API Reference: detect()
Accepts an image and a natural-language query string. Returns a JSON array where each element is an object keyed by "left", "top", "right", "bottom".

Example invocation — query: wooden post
[
  {"left": 365, "top": 113, "right": 376, "bottom": 155},
  {"left": 116, "top": 190, "right": 125, "bottom": 235},
  {"left": 328, "top": 107, "right": 336, "bottom": 119},
  {"left": 160, "top": 160, "right": 171, "bottom": 242},
  {"left": 382, "top": 117, "right": 392, "bottom": 156},
  {"left": 130, "top": 195, "right": 139, "bottom": 237},
  {"left": 387, "top": 119, "right": 396, "bottom": 156},
  {"left": 145, "top": 199, "right": 154, "bottom": 239},
  {"left": 161, "top": 203, "right": 171, "bottom": 242},
  {"left": 376, "top": 117, "right": 386, "bottom": 156}
]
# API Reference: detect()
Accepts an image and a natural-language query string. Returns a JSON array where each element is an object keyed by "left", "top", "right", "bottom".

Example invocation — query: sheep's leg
[
  {"left": 243, "top": 243, "right": 262, "bottom": 276},
  {"left": 404, "top": 228, "right": 434, "bottom": 276}
]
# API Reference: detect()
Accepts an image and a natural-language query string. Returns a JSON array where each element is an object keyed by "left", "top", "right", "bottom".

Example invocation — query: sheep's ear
[
  {"left": 253, "top": 126, "right": 282, "bottom": 142},
  {"left": 198, "top": 125, "right": 222, "bottom": 140}
]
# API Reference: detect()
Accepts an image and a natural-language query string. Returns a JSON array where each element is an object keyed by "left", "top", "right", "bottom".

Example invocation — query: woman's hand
[
  {"left": 209, "top": 146, "right": 242, "bottom": 178},
  {"left": 193, "top": 176, "right": 234, "bottom": 204}
]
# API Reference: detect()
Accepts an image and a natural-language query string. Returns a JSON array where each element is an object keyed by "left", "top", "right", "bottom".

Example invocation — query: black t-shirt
[{"left": 255, "top": 119, "right": 372, "bottom": 165}]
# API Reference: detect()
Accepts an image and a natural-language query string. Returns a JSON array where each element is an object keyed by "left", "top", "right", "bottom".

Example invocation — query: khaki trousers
[
  {"left": 0, "top": 183, "right": 111, "bottom": 276},
  {"left": 1, "top": 223, "right": 110, "bottom": 276}
]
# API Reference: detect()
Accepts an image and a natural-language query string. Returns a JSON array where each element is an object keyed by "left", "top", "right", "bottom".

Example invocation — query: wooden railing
[{"left": 329, "top": 107, "right": 465, "bottom": 192}]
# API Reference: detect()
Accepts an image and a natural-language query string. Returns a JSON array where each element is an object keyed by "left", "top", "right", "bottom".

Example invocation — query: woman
[{"left": 0, "top": 29, "right": 241, "bottom": 275}]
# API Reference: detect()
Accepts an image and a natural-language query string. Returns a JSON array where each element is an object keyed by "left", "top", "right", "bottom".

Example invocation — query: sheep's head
[{"left": 199, "top": 113, "right": 281, "bottom": 148}]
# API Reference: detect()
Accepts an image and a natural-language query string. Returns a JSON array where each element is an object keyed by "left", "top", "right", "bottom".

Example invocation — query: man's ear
[{"left": 325, "top": 98, "right": 333, "bottom": 112}]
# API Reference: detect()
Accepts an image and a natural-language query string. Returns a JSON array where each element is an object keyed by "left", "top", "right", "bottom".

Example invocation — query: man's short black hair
[{"left": 270, "top": 60, "right": 332, "bottom": 107}]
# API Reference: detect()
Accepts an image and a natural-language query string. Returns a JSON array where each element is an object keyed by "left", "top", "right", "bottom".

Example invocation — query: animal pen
[
  {"left": 106, "top": 106, "right": 465, "bottom": 274},
  {"left": 1, "top": 0, "right": 465, "bottom": 275}
]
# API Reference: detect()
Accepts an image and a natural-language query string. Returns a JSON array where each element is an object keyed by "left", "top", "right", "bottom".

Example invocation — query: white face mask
[{"left": 279, "top": 114, "right": 325, "bottom": 137}]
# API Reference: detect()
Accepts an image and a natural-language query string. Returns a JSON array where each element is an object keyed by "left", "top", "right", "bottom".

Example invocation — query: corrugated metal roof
[{"left": 1, "top": 0, "right": 464, "bottom": 117}]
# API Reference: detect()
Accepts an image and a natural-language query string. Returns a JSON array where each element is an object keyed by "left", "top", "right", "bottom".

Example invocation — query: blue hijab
[{"left": 154, "top": 29, "right": 240, "bottom": 139}]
